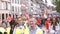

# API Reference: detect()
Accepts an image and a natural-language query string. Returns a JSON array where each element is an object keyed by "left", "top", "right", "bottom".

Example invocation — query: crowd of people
[{"left": 0, "top": 12, "right": 60, "bottom": 34}]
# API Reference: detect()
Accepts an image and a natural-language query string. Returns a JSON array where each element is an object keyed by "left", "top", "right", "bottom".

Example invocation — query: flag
[{"left": 7, "top": 16, "right": 11, "bottom": 22}]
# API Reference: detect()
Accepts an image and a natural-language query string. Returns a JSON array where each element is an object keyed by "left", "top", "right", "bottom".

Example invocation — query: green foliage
[{"left": 52, "top": 0, "right": 60, "bottom": 13}]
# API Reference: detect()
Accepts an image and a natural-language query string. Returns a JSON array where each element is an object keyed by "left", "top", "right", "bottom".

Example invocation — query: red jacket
[{"left": 45, "top": 20, "right": 50, "bottom": 30}]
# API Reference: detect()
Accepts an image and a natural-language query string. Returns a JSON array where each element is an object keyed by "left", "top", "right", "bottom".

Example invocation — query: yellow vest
[
  {"left": 36, "top": 28, "right": 43, "bottom": 34},
  {"left": 24, "top": 28, "right": 43, "bottom": 34},
  {"left": 24, "top": 20, "right": 28, "bottom": 28},
  {"left": 0, "top": 27, "right": 5, "bottom": 34},
  {"left": 16, "top": 26, "right": 25, "bottom": 34},
  {"left": 0, "top": 27, "right": 11, "bottom": 34},
  {"left": 6, "top": 27, "right": 11, "bottom": 34},
  {"left": 15, "top": 26, "right": 43, "bottom": 34},
  {"left": 16, "top": 28, "right": 21, "bottom": 34}
]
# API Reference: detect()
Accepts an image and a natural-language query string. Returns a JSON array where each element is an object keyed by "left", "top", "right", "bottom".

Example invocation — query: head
[
  {"left": 51, "top": 18, "right": 57, "bottom": 25},
  {"left": 47, "top": 18, "right": 50, "bottom": 21},
  {"left": 53, "top": 18, "right": 57, "bottom": 23},
  {"left": 53, "top": 15, "right": 56, "bottom": 18},
  {"left": 28, "top": 18, "right": 37, "bottom": 28},
  {"left": 48, "top": 14, "right": 52, "bottom": 18},
  {"left": 2, "top": 22, "right": 7, "bottom": 29},
  {"left": 17, "top": 16, "right": 22, "bottom": 25}
]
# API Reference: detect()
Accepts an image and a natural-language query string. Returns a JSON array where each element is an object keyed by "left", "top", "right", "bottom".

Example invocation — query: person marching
[
  {"left": 13, "top": 16, "right": 26, "bottom": 34},
  {"left": 24, "top": 18, "right": 43, "bottom": 34}
]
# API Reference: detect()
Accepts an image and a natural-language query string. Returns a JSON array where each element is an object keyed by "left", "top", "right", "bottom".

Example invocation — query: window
[
  {"left": 15, "top": 6, "right": 19, "bottom": 13},
  {"left": 19, "top": 0, "right": 20, "bottom": 4},
  {"left": 18, "top": 7, "right": 19, "bottom": 12},
  {"left": 16, "top": 7, "right": 18, "bottom": 13},
  {"left": 11, "top": 0, "right": 15, "bottom": 3},
  {"left": 13, "top": 14, "right": 14, "bottom": 18},
  {"left": 11, "top": 6, "right": 14, "bottom": 11},
  {"left": 15, "top": 0, "right": 19, "bottom": 4},
  {"left": 15, "top": 0, "right": 16, "bottom": 3},
  {"left": 15, "top": 6, "right": 17, "bottom": 12},
  {"left": 18, "top": 0, "right": 19, "bottom": 4},
  {"left": 2, "top": 2, "right": 10, "bottom": 10},
  {"left": 19, "top": 7, "right": 21, "bottom": 12},
  {"left": 2, "top": 14, "right": 4, "bottom": 20},
  {"left": 45, "top": 0, "right": 47, "bottom": 3},
  {"left": 9, "top": 14, "right": 11, "bottom": 17},
  {"left": 7, "top": 3, "right": 11, "bottom": 10},
  {"left": 2, "top": 2, "right": 6, "bottom": 10},
  {"left": 6, "top": 14, "right": 8, "bottom": 19},
  {"left": 16, "top": 15, "right": 17, "bottom": 18}
]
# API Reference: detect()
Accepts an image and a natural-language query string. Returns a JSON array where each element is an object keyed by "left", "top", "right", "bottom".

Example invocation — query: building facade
[
  {"left": 0, "top": 0, "right": 45, "bottom": 20},
  {"left": 0, "top": 0, "right": 11, "bottom": 20}
]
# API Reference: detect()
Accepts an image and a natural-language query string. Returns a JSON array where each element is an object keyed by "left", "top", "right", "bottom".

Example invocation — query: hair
[
  {"left": 4, "top": 32, "right": 7, "bottom": 34},
  {"left": 51, "top": 18, "right": 58, "bottom": 25},
  {"left": 29, "top": 17, "right": 36, "bottom": 21},
  {"left": 17, "top": 15, "right": 23, "bottom": 21},
  {"left": 29, "top": 14, "right": 33, "bottom": 18},
  {"left": 2, "top": 22, "right": 7, "bottom": 27},
  {"left": 17, "top": 16, "right": 22, "bottom": 19},
  {"left": 0, "top": 32, "right": 2, "bottom": 34}
]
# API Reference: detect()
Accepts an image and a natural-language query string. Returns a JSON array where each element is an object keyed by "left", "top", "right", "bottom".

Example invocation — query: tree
[{"left": 52, "top": 0, "right": 60, "bottom": 13}]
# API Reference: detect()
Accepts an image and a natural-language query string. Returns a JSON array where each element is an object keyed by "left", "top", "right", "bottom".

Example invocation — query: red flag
[{"left": 7, "top": 16, "right": 11, "bottom": 22}]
